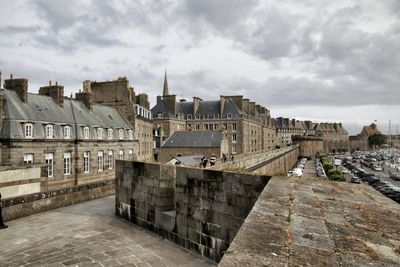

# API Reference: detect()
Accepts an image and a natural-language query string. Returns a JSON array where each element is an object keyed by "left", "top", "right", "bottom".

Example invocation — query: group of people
[
  {"left": 200, "top": 155, "right": 216, "bottom": 168},
  {"left": 200, "top": 153, "right": 235, "bottom": 168}
]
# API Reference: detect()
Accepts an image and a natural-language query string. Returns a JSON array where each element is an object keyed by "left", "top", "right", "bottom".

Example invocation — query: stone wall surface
[
  {"left": 1, "top": 180, "right": 114, "bottom": 221},
  {"left": 115, "top": 160, "right": 270, "bottom": 262}
]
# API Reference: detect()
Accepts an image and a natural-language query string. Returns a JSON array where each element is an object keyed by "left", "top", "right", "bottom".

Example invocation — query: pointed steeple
[{"left": 163, "top": 69, "right": 169, "bottom": 97}]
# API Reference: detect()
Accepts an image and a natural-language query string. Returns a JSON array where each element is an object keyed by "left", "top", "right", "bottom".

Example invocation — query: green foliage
[
  {"left": 368, "top": 133, "right": 387, "bottom": 148},
  {"left": 319, "top": 155, "right": 345, "bottom": 182}
]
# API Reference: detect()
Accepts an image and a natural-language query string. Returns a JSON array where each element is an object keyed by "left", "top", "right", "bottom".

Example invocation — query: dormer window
[
  {"left": 25, "top": 123, "right": 33, "bottom": 138},
  {"left": 98, "top": 128, "right": 103, "bottom": 139},
  {"left": 128, "top": 130, "right": 133, "bottom": 140},
  {"left": 118, "top": 129, "right": 124, "bottom": 140},
  {"left": 108, "top": 129, "right": 113, "bottom": 140},
  {"left": 64, "top": 126, "right": 71, "bottom": 139},
  {"left": 187, "top": 114, "right": 192, "bottom": 120},
  {"left": 46, "top": 125, "right": 54, "bottom": 139},
  {"left": 83, "top": 127, "right": 90, "bottom": 139},
  {"left": 227, "top": 113, "right": 232, "bottom": 119}
]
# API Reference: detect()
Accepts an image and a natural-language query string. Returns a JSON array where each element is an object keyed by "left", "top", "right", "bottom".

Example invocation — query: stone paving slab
[
  {"left": 220, "top": 160, "right": 400, "bottom": 266},
  {"left": 0, "top": 196, "right": 215, "bottom": 267}
]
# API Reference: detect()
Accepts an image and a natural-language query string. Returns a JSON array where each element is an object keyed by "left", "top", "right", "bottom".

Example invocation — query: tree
[{"left": 368, "top": 133, "right": 387, "bottom": 148}]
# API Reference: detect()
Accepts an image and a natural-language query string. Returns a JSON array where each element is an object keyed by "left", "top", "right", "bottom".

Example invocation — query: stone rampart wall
[
  {"left": 1, "top": 180, "right": 114, "bottom": 221},
  {"left": 115, "top": 160, "right": 270, "bottom": 262}
]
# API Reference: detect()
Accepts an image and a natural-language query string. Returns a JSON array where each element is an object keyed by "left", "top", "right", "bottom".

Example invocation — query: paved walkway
[{"left": 0, "top": 196, "right": 216, "bottom": 267}]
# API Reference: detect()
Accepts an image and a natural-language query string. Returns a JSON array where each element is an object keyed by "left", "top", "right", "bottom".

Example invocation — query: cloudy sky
[{"left": 1, "top": 0, "right": 399, "bottom": 134}]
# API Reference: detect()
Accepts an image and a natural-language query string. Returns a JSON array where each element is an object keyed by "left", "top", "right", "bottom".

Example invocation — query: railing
[{"left": 211, "top": 144, "right": 299, "bottom": 171}]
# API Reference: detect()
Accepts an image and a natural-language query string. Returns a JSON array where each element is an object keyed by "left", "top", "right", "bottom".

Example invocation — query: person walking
[
  {"left": 0, "top": 193, "right": 8, "bottom": 229},
  {"left": 210, "top": 154, "right": 216, "bottom": 166},
  {"left": 201, "top": 156, "right": 208, "bottom": 168}
]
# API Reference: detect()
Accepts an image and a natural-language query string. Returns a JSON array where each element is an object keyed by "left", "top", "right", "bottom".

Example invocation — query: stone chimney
[
  {"left": 228, "top": 96, "right": 243, "bottom": 112},
  {"left": 83, "top": 80, "right": 92, "bottom": 93},
  {"left": 39, "top": 81, "right": 64, "bottom": 107},
  {"left": 242, "top": 99, "right": 249, "bottom": 115},
  {"left": 220, "top": 96, "right": 225, "bottom": 115},
  {"left": 3, "top": 74, "right": 28, "bottom": 103},
  {"left": 249, "top": 102, "right": 256, "bottom": 116},
  {"left": 164, "top": 94, "right": 176, "bottom": 115},
  {"left": 75, "top": 91, "right": 92, "bottom": 111},
  {"left": 193, "top": 96, "right": 201, "bottom": 115}
]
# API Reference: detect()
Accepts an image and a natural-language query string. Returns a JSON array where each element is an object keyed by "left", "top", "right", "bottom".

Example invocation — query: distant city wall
[
  {"left": 214, "top": 145, "right": 299, "bottom": 176},
  {"left": 115, "top": 161, "right": 270, "bottom": 262},
  {"left": 1, "top": 180, "right": 114, "bottom": 221}
]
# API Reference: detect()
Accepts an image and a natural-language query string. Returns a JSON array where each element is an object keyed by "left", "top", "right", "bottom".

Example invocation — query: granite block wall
[{"left": 115, "top": 160, "right": 270, "bottom": 262}]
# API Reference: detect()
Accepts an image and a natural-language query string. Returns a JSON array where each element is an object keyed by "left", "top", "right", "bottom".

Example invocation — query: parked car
[{"left": 350, "top": 176, "right": 361, "bottom": 184}]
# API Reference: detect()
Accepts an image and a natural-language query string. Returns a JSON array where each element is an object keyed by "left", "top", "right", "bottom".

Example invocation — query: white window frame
[
  {"left": 128, "top": 130, "right": 133, "bottom": 140},
  {"left": 83, "top": 151, "right": 90, "bottom": 173},
  {"left": 232, "top": 123, "right": 237, "bottom": 131},
  {"left": 108, "top": 150, "right": 113, "bottom": 169},
  {"left": 46, "top": 125, "right": 54, "bottom": 139},
  {"left": 25, "top": 123, "right": 33, "bottom": 138},
  {"left": 98, "top": 151, "right": 104, "bottom": 171},
  {"left": 46, "top": 153, "right": 53, "bottom": 178},
  {"left": 63, "top": 152, "right": 71, "bottom": 176},
  {"left": 107, "top": 128, "right": 113, "bottom": 140},
  {"left": 64, "top": 126, "right": 71, "bottom": 139},
  {"left": 118, "top": 129, "right": 124, "bottom": 140},
  {"left": 118, "top": 150, "right": 124, "bottom": 160},
  {"left": 232, "top": 133, "right": 237, "bottom": 143},
  {"left": 83, "top": 127, "right": 90, "bottom": 139},
  {"left": 232, "top": 145, "right": 237, "bottom": 154},
  {"left": 24, "top": 153, "right": 34, "bottom": 164},
  {"left": 98, "top": 128, "right": 103, "bottom": 140},
  {"left": 128, "top": 149, "right": 133, "bottom": 160}
]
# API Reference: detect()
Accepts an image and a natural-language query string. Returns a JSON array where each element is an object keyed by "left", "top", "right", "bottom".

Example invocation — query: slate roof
[
  {"left": 162, "top": 131, "right": 224, "bottom": 148},
  {"left": 169, "top": 155, "right": 203, "bottom": 166},
  {"left": 151, "top": 98, "right": 242, "bottom": 119},
  {"left": 1, "top": 89, "right": 133, "bottom": 139}
]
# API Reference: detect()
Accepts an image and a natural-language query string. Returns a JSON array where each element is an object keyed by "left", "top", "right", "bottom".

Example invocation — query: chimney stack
[
  {"left": 39, "top": 82, "right": 64, "bottom": 107},
  {"left": 75, "top": 91, "right": 92, "bottom": 111},
  {"left": 4, "top": 75, "right": 28, "bottom": 103}
]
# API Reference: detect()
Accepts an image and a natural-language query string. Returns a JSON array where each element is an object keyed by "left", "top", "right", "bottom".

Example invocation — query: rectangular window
[
  {"left": 118, "top": 129, "right": 124, "bottom": 140},
  {"left": 64, "top": 126, "right": 71, "bottom": 139},
  {"left": 83, "top": 127, "right": 90, "bottom": 139},
  {"left": 232, "top": 145, "right": 237, "bottom": 154},
  {"left": 232, "top": 133, "right": 237, "bottom": 143},
  {"left": 119, "top": 150, "right": 124, "bottom": 160},
  {"left": 25, "top": 123, "right": 33, "bottom": 138},
  {"left": 24, "top": 153, "right": 34, "bottom": 164},
  {"left": 128, "top": 130, "right": 133, "bottom": 140},
  {"left": 196, "top": 124, "right": 200, "bottom": 130},
  {"left": 209, "top": 124, "right": 214, "bottom": 130},
  {"left": 214, "top": 123, "right": 218, "bottom": 129},
  {"left": 232, "top": 123, "right": 237, "bottom": 131},
  {"left": 108, "top": 129, "right": 113, "bottom": 140},
  {"left": 98, "top": 151, "right": 104, "bottom": 171},
  {"left": 224, "top": 123, "right": 228, "bottom": 130},
  {"left": 83, "top": 151, "right": 90, "bottom": 173},
  {"left": 128, "top": 149, "right": 133, "bottom": 160},
  {"left": 204, "top": 124, "right": 208, "bottom": 130},
  {"left": 108, "top": 150, "right": 113, "bottom": 169},
  {"left": 46, "top": 125, "right": 53, "bottom": 139},
  {"left": 46, "top": 153, "right": 53, "bottom": 178},
  {"left": 63, "top": 152, "right": 71, "bottom": 175}
]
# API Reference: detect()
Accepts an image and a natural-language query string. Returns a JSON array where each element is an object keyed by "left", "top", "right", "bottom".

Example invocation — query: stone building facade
[
  {"left": 84, "top": 77, "right": 154, "bottom": 162},
  {"left": 151, "top": 72, "right": 277, "bottom": 160},
  {"left": 158, "top": 131, "right": 228, "bottom": 163},
  {"left": 0, "top": 76, "right": 137, "bottom": 190}
]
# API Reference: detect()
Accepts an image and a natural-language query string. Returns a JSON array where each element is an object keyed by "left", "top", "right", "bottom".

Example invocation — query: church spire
[{"left": 163, "top": 69, "right": 169, "bottom": 97}]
